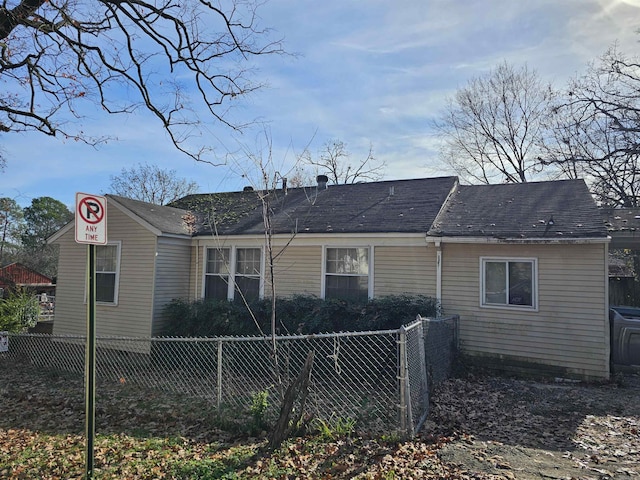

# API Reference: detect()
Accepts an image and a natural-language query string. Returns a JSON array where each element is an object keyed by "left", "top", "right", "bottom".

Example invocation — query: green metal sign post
[
  {"left": 75, "top": 192, "right": 107, "bottom": 480},
  {"left": 85, "top": 244, "right": 96, "bottom": 478}
]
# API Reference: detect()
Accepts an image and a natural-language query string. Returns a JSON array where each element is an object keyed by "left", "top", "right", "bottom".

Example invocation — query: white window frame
[
  {"left": 91, "top": 241, "right": 121, "bottom": 306},
  {"left": 234, "top": 246, "right": 264, "bottom": 301},
  {"left": 204, "top": 247, "right": 231, "bottom": 300},
  {"left": 203, "top": 246, "right": 264, "bottom": 300},
  {"left": 321, "top": 246, "right": 374, "bottom": 300},
  {"left": 480, "top": 257, "right": 538, "bottom": 311}
]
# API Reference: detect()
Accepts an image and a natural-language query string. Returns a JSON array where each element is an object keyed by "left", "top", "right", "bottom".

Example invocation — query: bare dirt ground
[{"left": 424, "top": 372, "right": 640, "bottom": 479}]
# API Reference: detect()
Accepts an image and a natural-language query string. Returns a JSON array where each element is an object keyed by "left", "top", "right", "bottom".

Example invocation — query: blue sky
[{"left": 2, "top": 0, "right": 640, "bottom": 208}]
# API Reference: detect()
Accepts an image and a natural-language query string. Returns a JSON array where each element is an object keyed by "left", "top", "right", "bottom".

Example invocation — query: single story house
[{"left": 49, "top": 176, "right": 610, "bottom": 380}]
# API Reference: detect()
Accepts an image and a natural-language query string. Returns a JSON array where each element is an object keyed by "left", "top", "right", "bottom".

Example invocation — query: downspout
[
  {"left": 604, "top": 237, "right": 611, "bottom": 379},
  {"left": 425, "top": 178, "right": 457, "bottom": 311},
  {"left": 425, "top": 236, "right": 443, "bottom": 306},
  {"left": 194, "top": 238, "right": 200, "bottom": 301},
  {"left": 436, "top": 239, "right": 442, "bottom": 305}
]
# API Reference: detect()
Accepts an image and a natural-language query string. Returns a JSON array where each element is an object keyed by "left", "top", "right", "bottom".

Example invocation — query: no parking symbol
[{"left": 75, "top": 193, "right": 108, "bottom": 245}]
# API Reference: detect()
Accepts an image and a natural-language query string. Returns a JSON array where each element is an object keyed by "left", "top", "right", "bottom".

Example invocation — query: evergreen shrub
[
  {"left": 162, "top": 294, "right": 440, "bottom": 337},
  {"left": 0, "top": 288, "right": 40, "bottom": 333}
]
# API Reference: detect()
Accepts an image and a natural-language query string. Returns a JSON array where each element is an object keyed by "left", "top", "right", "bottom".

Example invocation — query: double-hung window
[
  {"left": 481, "top": 257, "right": 537, "bottom": 309},
  {"left": 205, "top": 248, "right": 230, "bottom": 300},
  {"left": 96, "top": 243, "right": 120, "bottom": 304},
  {"left": 234, "top": 248, "right": 261, "bottom": 301},
  {"left": 324, "top": 247, "right": 370, "bottom": 301},
  {"left": 204, "top": 247, "right": 262, "bottom": 301}
]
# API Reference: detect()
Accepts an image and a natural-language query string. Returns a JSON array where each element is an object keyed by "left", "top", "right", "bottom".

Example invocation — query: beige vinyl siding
[
  {"left": 151, "top": 237, "right": 192, "bottom": 336},
  {"left": 53, "top": 205, "right": 158, "bottom": 338},
  {"left": 52, "top": 228, "right": 89, "bottom": 336},
  {"left": 271, "top": 245, "right": 322, "bottom": 297},
  {"left": 374, "top": 245, "right": 436, "bottom": 297},
  {"left": 440, "top": 242, "right": 609, "bottom": 379},
  {"left": 189, "top": 244, "right": 200, "bottom": 300},
  {"left": 189, "top": 235, "right": 436, "bottom": 298}
]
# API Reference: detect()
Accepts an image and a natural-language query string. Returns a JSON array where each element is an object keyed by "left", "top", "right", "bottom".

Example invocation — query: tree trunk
[{"left": 268, "top": 350, "right": 314, "bottom": 450}]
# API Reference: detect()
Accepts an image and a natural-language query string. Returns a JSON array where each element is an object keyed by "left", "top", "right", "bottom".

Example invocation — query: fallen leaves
[{"left": 1, "top": 361, "right": 639, "bottom": 479}]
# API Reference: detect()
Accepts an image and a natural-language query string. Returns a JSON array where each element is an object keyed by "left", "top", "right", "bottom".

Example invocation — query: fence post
[
  {"left": 398, "top": 325, "right": 411, "bottom": 436},
  {"left": 217, "top": 339, "right": 223, "bottom": 410},
  {"left": 0, "top": 331, "right": 7, "bottom": 353},
  {"left": 413, "top": 316, "right": 430, "bottom": 433}
]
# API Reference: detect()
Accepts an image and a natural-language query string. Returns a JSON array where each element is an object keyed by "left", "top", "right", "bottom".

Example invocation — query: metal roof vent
[{"left": 317, "top": 175, "right": 328, "bottom": 190}]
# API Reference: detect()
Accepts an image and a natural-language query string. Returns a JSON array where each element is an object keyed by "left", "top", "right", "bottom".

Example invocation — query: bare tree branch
[
  {"left": 541, "top": 46, "right": 640, "bottom": 206},
  {"left": 433, "top": 62, "right": 554, "bottom": 184},
  {"left": 302, "top": 139, "right": 385, "bottom": 185},
  {"left": 0, "top": 0, "right": 283, "bottom": 163},
  {"left": 108, "top": 162, "right": 199, "bottom": 204}
]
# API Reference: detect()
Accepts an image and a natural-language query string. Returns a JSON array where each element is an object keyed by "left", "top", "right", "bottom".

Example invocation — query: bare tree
[
  {"left": 542, "top": 46, "right": 640, "bottom": 206},
  {"left": 0, "top": 144, "right": 6, "bottom": 171},
  {"left": 0, "top": 0, "right": 283, "bottom": 163},
  {"left": 302, "top": 139, "right": 385, "bottom": 185},
  {"left": 109, "top": 162, "right": 199, "bottom": 205},
  {"left": 233, "top": 130, "right": 315, "bottom": 449},
  {"left": 286, "top": 165, "right": 315, "bottom": 188},
  {"left": 434, "top": 62, "right": 555, "bottom": 184}
]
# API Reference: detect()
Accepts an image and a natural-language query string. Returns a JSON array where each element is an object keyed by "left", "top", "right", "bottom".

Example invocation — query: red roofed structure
[{"left": 0, "top": 262, "right": 54, "bottom": 292}]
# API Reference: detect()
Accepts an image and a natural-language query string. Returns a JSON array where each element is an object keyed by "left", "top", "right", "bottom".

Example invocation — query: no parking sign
[{"left": 75, "top": 193, "right": 107, "bottom": 244}]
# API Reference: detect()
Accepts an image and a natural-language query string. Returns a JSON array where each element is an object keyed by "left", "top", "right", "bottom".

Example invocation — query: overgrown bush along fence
[{"left": 0, "top": 315, "right": 458, "bottom": 437}]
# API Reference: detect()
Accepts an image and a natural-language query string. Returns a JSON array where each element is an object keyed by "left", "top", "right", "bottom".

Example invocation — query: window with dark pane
[
  {"left": 325, "top": 247, "right": 369, "bottom": 300},
  {"left": 96, "top": 244, "right": 118, "bottom": 303},
  {"left": 508, "top": 261, "right": 533, "bottom": 306},
  {"left": 482, "top": 258, "right": 534, "bottom": 308},
  {"left": 205, "top": 248, "right": 230, "bottom": 300},
  {"left": 235, "top": 248, "right": 261, "bottom": 300}
]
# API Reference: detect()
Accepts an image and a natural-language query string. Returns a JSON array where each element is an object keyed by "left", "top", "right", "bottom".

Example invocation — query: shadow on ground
[
  {"left": 0, "top": 362, "right": 232, "bottom": 444},
  {"left": 426, "top": 371, "right": 640, "bottom": 450}
]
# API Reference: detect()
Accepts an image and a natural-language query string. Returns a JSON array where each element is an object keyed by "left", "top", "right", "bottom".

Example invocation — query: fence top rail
[
  {"left": 157, "top": 328, "right": 402, "bottom": 342},
  {"left": 417, "top": 314, "right": 460, "bottom": 324},
  {"left": 7, "top": 328, "right": 403, "bottom": 343},
  {"left": 7, "top": 333, "right": 86, "bottom": 340},
  {"left": 7, "top": 317, "right": 458, "bottom": 343},
  {"left": 402, "top": 318, "right": 423, "bottom": 333}
]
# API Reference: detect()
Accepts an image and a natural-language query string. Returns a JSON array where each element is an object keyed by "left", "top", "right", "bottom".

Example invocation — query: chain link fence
[
  {"left": 0, "top": 315, "right": 458, "bottom": 436},
  {"left": 402, "top": 315, "right": 460, "bottom": 434}
]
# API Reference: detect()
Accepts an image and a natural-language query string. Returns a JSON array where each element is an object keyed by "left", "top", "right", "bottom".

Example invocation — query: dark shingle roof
[
  {"left": 107, "top": 195, "right": 192, "bottom": 236},
  {"left": 428, "top": 179, "right": 607, "bottom": 239},
  {"left": 171, "top": 177, "right": 459, "bottom": 236},
  {"left": 602, "top": 207, "right": 640, "bottom": 233},
  {"left": 112, "top": 176, "right": 607, "bottom": 241},
  {"left": 601, "top": 207, "right": 640, "bottom": 249}
]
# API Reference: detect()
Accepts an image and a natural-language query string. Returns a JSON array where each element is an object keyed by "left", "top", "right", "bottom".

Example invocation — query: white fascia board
[
  {"left": 425, "top": 236, "right": 610, "bottom": 245},
  {"left": 193, "top": 232, "right": 429, "bottom": 248},
  {"left": 160, "top": 233, "right": 193, "bottom": 240}
]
